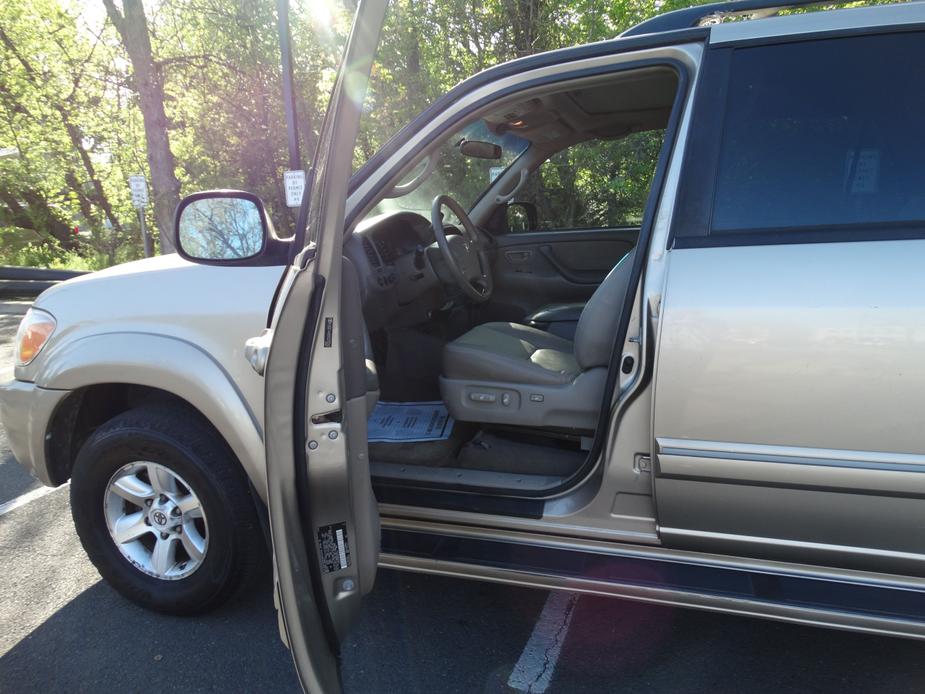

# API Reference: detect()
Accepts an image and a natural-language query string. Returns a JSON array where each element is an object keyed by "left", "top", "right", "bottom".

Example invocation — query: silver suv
[{"left": 3, "top": 1, "right": 925, "bottom": 689}]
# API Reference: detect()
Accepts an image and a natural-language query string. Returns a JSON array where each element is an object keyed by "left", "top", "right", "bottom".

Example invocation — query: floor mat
[
  {"left": 368, "top": 420, "right": 477, "bottom": 467},
  {"left": 457, "top": 431, "right": 586, "bottom": 476},
  {"left": 367, "top": 401, "right": 454, "bottom": 443}
]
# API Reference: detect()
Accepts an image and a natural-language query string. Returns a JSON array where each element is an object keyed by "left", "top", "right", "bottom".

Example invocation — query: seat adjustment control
[{"left": 469, "top": 392, "right": 497, "bottom": 403}]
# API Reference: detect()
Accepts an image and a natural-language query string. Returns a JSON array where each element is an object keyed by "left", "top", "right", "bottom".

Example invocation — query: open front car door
[{"left": 262, "top": 1, "right": 389, "bottom": 691}]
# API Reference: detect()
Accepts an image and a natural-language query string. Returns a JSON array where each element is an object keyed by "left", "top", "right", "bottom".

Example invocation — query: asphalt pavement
[{"left": 1, "top": 302, "right": 924, "bottom": 693}]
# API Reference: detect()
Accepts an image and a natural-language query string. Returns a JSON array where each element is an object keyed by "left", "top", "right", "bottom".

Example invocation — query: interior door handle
[
  {"left": 504, "top": 249, "right": 533, "bottom": 264},
  {"left": 538, "top": 245, "right": 601, "bottom": 285}
]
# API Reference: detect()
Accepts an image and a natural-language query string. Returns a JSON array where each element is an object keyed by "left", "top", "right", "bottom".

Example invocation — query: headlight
[{"left": 16, "top": 308, "right": 56, "bottom": 366}]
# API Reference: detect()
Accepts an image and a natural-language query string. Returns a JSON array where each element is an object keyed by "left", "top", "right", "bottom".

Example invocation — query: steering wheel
[{"left": 431, "top": 195, "right": 493, "bottom": 303}]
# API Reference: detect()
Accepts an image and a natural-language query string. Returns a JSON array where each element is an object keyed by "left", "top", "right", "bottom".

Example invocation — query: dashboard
[
  {"left": 358, "top": 212, "right": 432, "bottom": 286},
  {"left": 345, "top": 211, "right": 446, "bottom": 330}
]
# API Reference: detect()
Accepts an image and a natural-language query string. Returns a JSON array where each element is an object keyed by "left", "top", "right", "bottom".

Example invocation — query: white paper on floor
[{"left": 367, "top": 401, "right": 454, "bottom": 442}]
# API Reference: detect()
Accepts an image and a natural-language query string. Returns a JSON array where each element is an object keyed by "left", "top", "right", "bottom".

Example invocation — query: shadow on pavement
[
  {"left": 0, "top": 578, "right": 298, "bottom": 693},
  {"left": 4, "top": 566, "right": 925, "bottom": 694},
  {"left": 0, "top": 445, "right": 41, "bottom": 504},
  {"left": 342, "top": 569, "right": 550, "bottom": 693},
  {"left": 551, "top": 594, "right": 925, "bottom": 693},
  {"left": 351, "top": 573, "right": 925, "bottom": 694}
]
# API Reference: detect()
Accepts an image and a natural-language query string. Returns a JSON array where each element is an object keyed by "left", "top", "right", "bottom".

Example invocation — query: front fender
[{"left": 35, "top": 332, "right": 267, "bottom": 500}]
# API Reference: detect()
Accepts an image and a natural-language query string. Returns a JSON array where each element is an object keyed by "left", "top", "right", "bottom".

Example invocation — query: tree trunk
[
  {"left": 103, "top": 0, "right": 180, "bottom": 254},
  {"left": 0, "top": 185, "right": 76, "bottom": 250}
]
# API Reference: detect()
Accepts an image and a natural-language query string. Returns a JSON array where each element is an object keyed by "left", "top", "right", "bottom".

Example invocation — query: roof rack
[{"left": 622, "top": 0, "right": 837, "bottom": 37}]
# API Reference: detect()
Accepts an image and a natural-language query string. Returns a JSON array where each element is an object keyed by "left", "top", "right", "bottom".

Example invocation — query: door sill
[{"left": 371, "top": 460, "right": 566, "bottom": 493}]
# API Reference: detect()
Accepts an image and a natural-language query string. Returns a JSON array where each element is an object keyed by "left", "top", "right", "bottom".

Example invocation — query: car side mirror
[
  {"left": 505, "top": 201, "right": 538, "bottom": 232},
  {"left": 175, "top": 191, "right": 269, "bottom": 263}
]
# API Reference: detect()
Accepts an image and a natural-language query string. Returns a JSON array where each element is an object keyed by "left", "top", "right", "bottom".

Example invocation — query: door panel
[
  {"left": 653, "top": 241, "right": 925, "bottom": 576},
  {"left": 264, "top": 262, "right": 337, "bottom": 691},
  {"left": 484, "top": 228, "right": 637, "bottom": 322},
  {"left": 263, "top": 0, "right": 388, "bottom": 691}
]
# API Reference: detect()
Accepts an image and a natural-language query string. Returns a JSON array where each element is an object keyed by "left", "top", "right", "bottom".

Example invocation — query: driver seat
[{"left": 439, "top": 250, "right": 636, "bottom": 430}]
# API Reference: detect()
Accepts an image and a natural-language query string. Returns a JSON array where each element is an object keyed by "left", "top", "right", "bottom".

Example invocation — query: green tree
[
  {"left": 0, "top": 0, "right": 141, "bottom": 267},
  {"left": 0, "top": 0, "right": 728, "bottom": 269},
  {"left": 103, "top": 0, "right": 181, "bottom": 253}
]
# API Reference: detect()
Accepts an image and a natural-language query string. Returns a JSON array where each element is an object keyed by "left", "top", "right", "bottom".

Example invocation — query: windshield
[{"left": 366, "top": 121, "right": 528, "bottom": 219}]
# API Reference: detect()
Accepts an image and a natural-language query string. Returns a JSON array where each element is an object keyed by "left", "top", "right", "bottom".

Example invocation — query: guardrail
[{"left": 0, "top": 266, "right": 89, "bottom": 298}]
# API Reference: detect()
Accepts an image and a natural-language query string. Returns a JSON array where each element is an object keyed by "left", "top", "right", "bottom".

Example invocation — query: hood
[
  {"left": 41, "top": 253, "right": 192, "bottom": 295},
  {"left": 32, "top": 253, "right": 286, "bottom": 331}
]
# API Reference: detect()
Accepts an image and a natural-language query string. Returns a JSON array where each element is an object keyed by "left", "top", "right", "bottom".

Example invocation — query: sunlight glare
[{"left": 306, "top": 0, "right": 337, "bottom": 32}]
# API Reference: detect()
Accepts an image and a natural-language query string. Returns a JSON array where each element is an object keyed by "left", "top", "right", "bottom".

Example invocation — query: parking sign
[
  {"left": 129, "top": 175, "right": 148, "bottom": 208},
  {"left": 283, "top": 170, "right": 306, "bottom": 208}
]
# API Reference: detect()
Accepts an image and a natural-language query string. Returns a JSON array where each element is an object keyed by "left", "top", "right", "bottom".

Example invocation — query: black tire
[{"left": 70, "top": 404, "right": 265, "bottom": 615}]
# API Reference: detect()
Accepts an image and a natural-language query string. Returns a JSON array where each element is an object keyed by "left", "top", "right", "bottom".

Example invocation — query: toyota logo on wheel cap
[{"left": 151, "top": 510, "right": 168, "bottom": 526}]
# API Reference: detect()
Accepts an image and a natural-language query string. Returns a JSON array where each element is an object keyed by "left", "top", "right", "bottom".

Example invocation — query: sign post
[
  {"left": 277, "top": 0, "right": 301, "bottom": 172},
  {"left": 129, "top": 174, "right": 152, "bottom": 257}
]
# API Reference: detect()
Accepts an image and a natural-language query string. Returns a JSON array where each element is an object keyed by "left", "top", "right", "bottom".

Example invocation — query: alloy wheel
[{"left": 103, "top": 462, "right": 209, "bottom": 580}]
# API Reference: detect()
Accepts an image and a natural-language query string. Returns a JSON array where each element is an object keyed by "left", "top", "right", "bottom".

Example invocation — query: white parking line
[
  {"left": 507, "top": 591, "right": 579, "bottom": 693},
  {"left": 0, "top": 482, "right": 67, "bottom": 516}
]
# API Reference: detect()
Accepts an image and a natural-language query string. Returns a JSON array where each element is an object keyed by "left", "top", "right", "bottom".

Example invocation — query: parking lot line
[
  {"left": 507, "top": 590, "right": 579, "bottom": 693},
  {"left": 0, "top": 483, "right": 67, "bottom": 517}
]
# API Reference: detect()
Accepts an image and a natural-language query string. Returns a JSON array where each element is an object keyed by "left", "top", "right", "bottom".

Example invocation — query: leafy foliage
[
  {"left": 0, "top": 0, "right": 719, "bottom": 268},
  {"left": 528, "top": 131, "right": 666, "bottom": 230}
]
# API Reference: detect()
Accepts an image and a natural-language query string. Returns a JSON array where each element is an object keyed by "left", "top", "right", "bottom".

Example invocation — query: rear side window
[{"left": 712, "top": 33, "right": 925, "bottom": 235}]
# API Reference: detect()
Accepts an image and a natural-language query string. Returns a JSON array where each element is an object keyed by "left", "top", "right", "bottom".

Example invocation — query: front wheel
[{"left": 70, "top": 405, "right": 264, "bottom": 615}]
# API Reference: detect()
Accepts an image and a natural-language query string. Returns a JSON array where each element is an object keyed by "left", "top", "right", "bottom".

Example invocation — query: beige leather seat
[{"left": 440, "top": 249, "right": 635, "bottom": 430}]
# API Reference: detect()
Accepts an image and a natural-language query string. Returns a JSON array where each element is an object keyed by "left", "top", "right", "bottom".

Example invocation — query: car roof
[
  {"left": 349, "top": 0, "right": 922, "bottom": 211},
  {"left": 625, "top": 0, "right": 925, "bottom": 42}
]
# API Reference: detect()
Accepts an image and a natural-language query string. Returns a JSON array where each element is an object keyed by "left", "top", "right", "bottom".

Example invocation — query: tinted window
[{"left": 712, "top": 34, "right": 925, "bottom": 234}]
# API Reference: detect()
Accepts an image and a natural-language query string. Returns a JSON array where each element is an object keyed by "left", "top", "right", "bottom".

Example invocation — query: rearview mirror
[
  {"left": 458, "top": 139, "right": 502, "bottom": 160},
  {"left": 175, "top": 191, "right": 268, "bottom": 262}
]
